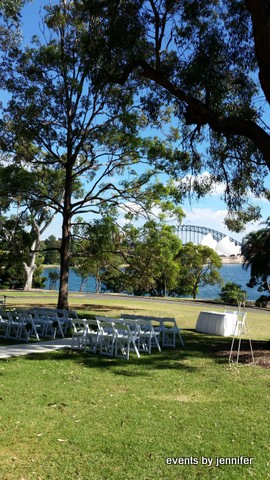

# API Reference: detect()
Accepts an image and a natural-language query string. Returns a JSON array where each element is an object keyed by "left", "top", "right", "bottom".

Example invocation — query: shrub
[
  {"left": 219, "top": 282, "right": 246, "bottom": 304},
  {"left": 255, "top": 295, "right": 270, "bottom": 308}
]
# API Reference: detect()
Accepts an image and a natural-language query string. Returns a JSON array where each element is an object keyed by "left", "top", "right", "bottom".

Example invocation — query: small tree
[
  {"left": 0, "top": 214, "right": 45, "bottom": 289},
  {"left": 242, "top": 218, "right": 270, "bottom": 294},
  {"left": 48, "top": 271, "right": 60, "bottom": 290},
  {"left": 99, "top": 219, "right": 183, "bottom": 296},
  {"left": 0, "top": 165, "right": 61, "bottom": 289},
  {"left": 73, "top": 216, "right": 122, "bottom": 294},
  {"left": 42, "top": 236, "right": 61, "bottom": 265},
  {"left": 219, "top": 282, "right": 246, "bottom": 305},
  {"left": 175, "top": 243, "right": 223, "bottom": 299},
  {"left": 121, "top": 221, "right": 182, "bottom": 296}
]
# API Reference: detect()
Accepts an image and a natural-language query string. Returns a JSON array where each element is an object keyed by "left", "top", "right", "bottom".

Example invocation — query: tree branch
[
  {"left": 118, "top": 59, "right": 270, "bottom": 168},
  {"left": 245, "top": 0, "right": 270, "bottom": 105}
]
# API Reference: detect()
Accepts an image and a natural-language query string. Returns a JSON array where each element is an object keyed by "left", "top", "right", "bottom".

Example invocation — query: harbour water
[{"left": 43, "top": 263, "right": 260, "bottom": 301}]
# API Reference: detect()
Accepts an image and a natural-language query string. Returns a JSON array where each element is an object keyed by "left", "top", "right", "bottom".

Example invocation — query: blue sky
[{"left": 21, "top": 1, "right": 270, "bottom": 242}]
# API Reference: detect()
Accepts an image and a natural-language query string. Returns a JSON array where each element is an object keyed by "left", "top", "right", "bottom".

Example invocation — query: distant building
[{"left": 200, "top": 233, "right": 241, "bottom": 257}]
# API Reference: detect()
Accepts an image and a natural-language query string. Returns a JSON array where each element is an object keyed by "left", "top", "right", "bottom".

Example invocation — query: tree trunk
[
  {"left": 23, "top": 228, "right": 40, "bottom": 291},
  {"left": 57, "top": 165, "right": 73, "bottom": 310},
  {"left": 57, "top": 212, "right": 71, "bottom": 309},
  {"left": 245, "top": 0, "right": 270, "bottom": 105},
  {"left": 23, "top": 250, "right": 37, "bottom": 290},
  {"left": 23, "top": 212, "right": 56, "bottom": 290},
  {"left": 96, "top": 267, "right": 101, "bottom": 293}
]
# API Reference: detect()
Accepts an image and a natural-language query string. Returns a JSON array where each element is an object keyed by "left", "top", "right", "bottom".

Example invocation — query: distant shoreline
[
  {"left": 43, "top": 258, "right": 244, "bottom": 268},
  {"left": 221, "top": 256, "right": 243, "bottom": 264}
]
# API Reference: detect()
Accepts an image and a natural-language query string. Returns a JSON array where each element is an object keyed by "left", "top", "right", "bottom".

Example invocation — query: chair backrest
[
  {"left": 121, "top": 317, "right": 139, "bottom": 333},
  {"left": 72, "top": 318, "right": 87, "bottom": 333},
  {"left": 0, "top": 311, "right": 12, "bottom": 320},
  {"left": 85, "top": 319, "right": 100, "bottom": 332},
  {"left": 158, "top": 317, "right": 177, "bottom": 327},
  {"left": 134, "top": 318, "right": 154, "bottom": 333},
  {"left": 114, "top": 321, "right": 131, "bottom": 336},
  {"left": 98, "top": 321, "right": 116, "bottom": 335}
]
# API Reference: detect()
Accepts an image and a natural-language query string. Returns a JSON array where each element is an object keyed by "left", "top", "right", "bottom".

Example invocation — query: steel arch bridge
[{"left": 178, "top": 225, "right": 242, "bottom": 246}]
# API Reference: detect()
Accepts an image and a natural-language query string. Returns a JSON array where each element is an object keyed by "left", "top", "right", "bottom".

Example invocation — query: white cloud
[
  {"left": 175, "top": 171, "right": 226, "bottom": 197},
  {"left": 183, "top": 206, "right": 228, "bottom": 232}
]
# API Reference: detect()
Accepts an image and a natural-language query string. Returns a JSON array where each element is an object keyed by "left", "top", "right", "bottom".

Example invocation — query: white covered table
[{"left": 196, "top": 311, "right": 237, "bottom": 336}]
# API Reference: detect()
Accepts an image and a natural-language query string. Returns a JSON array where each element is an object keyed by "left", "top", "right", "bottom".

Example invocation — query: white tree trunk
[
  {"left": 23, "top": 210, "right": 57, "bottom": 291},
  {"left": 23, "top": 237, "right": 39, "bottom": 290}
]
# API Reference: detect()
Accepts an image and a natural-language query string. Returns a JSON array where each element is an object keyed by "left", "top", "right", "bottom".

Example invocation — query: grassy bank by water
[{"left": 0, "top": 290, "right": 269, "bottom": 479}]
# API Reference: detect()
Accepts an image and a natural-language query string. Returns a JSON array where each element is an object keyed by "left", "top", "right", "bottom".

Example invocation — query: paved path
[{"left": 0, "top": 338, "right": 73, "bottom": 359}]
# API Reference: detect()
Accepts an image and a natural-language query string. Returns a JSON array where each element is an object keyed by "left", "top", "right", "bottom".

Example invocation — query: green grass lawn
[{"left": 0, "top": 292, "right": 269, "bottom": 479}]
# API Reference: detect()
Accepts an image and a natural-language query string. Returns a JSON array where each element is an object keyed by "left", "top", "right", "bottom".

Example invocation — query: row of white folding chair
[
  {"left": 0, "top": 311, "right": 11, "bottom": 339},
  {"left": 0, "top": 307, "right": 78, "bottom": 342},
  {"left": 14, "top": 307, "right": 68, "bottom": 339},
  {"left": 31, "top": 308, "right": 65, "bottom": 339},
  {"left": 129, "top": 318, "right": 161, "bottom": 354},
  {"left": 121, "top": 314, "right": 184, "bottom": 348},
  {"left": 32, "top": 308, "right": 74, "bottom": 336},
  {"left": 41, "top": 308, "right": 73, "bottom": 335},
  {"left": 0, "top": 311, "right": 39, "bottom": 342},
  {"left": 119, "top": 314, "right": 162, "bottom": 353},
  {"left": 13, "top": 309, "right": 45, "bottom": 340},
  {"left": 96, "top": 317, "right": 140, "bottom": 359},
  {"left": 98, "top": 315, "right": 161, "bottom": 355},
  {"left": 17, "top": 309, "right": 64, "bottom": 341},
  {"left": 72, "top": 315, "right": 163, "bottom": 359},
  {"left": 156, "top": 317, "right": 184, "bottom": 347},
  {"left": 71, "top": 318, "right": 95, "bottom": 350},
  {"left": 71, "top": 317, "right": 140, "bottom": 360}
]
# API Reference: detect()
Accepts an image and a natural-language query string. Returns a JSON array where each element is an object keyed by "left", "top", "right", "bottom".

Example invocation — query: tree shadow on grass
[
  {"left": 76, "top": 304, "right": 126, "bottom": 312},
  {"left": 3, "top": 330, "right": 267, "bottom": 372},
  {"left": 75, "top": 304, "right": 162, "bottom": 314},
  {"left": 23, "top": 346, "right": 194, "bottom": 375},
  {"left": 18, "top": 329, "right": 241, "bottom": 374}
]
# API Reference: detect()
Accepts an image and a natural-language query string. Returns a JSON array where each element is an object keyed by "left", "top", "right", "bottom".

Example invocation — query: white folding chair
[
  {"left": 136, "top": 318, "right": 161, "bottom": 354},
  {"left": 42, "top": 311, "right": 65, "bottom": 339},
  {"left": 53, "top": 309, "right": 72, "bottom": 335},
  {"left": 121, "top": 318, "right": 140, "bottom": 341},
  {"left": 7, "top": 312, "right": 23, "bottom": 341},
  {"left": 99, "top": 321, "right": 117, "bottom": 357},
  {"left": 3, "top": 311, "right": 32, "bottom": 342},
  {"left": 71, "top": 318, "right": 88, "bottom": 349},
  {"left": 0, "top": 311, "right": 12, "bottom": 338},
  {"left": 32, "top": 309, "right": 48, "bottom": 338},
  {"left": 114, "top": 321, "right": 140, "bottom": 360},
  {"left": 84, "top": 319, "right": 101, "bottom": 354},
  {"left": 16, "top": 312, "right": 40, "bottom": 341},
  {"left": 157, "top": 317, "right": 184, "bottom": 347}
]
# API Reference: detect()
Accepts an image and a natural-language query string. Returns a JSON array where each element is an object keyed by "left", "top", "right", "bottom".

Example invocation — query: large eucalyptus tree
[{"left": 1, "top": 0, "right": 181, "bottom": 308}]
